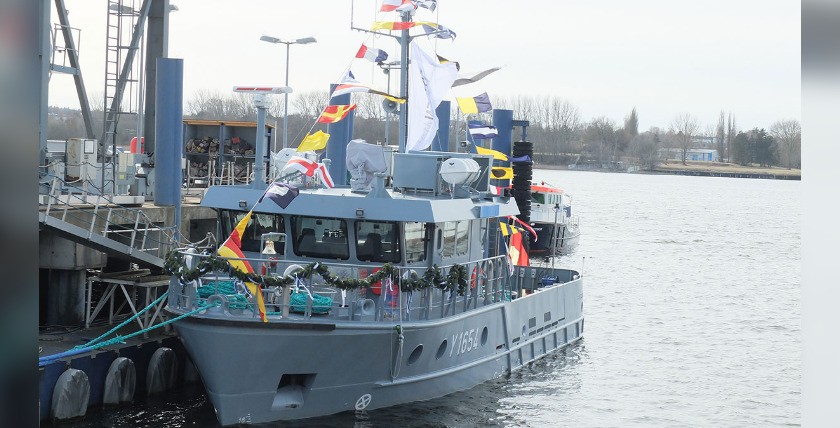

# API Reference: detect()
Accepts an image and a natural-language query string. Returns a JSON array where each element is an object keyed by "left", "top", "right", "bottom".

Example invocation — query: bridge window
[
  {"left": 355, "top": 221, "right": 400, "bottom": 263},
  {"left": 404, "top": 222, "right": 427, "bottom": 263},
  {"left": 291, "top": 216, "right": 349, "bottom": 260},
  {"left": 220, "top": 210, "right": 285, "bottom": 254},
  {"left": 442, "top": 221, "right": 469, "bottom": 258},
  {"left": 456, "top": 221, "right": 469, "bottom": 255}
]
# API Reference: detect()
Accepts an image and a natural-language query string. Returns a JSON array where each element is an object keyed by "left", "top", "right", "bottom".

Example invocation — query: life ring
[
  {"left": 470, "top": 265, "right": 485, "bottom": 289},
  {"left": 360, "top": 268, "right": 382, "bottom": 295},
  {"left": 283, "top": 264, "right": 304, "bottom": 278}
]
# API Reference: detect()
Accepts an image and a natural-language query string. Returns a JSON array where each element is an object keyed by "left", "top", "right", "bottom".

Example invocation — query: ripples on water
[{"left": 72, "top": 171, "right": 800, "bottom": 427}]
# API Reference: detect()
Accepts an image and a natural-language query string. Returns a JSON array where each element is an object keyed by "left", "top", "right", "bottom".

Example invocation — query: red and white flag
[
  {"left": 316, "top": 163, "right": 335, "bottom": 188},
  {"left": 380, "top": 0, "right": 412, "bottom": 12},
  {"left": 285, "top": 156, "right": 335, "bottom": 188},
  {"left": 285, "top": 156, "right": 320, "bottom": 177},
  {"left": 355, "top": 44, "right": 389, "bottom": 63}
]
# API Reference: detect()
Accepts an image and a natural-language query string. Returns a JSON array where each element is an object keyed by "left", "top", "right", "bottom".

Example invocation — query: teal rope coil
[
  {"left": 198, "top": 280, "right": 254, "bottom": 312},
  {"left": 199, "top": 279, "right": 334, "bottom": 315},
  {"left": 289, "top": 292, "right": 333, "bottom": 314}
]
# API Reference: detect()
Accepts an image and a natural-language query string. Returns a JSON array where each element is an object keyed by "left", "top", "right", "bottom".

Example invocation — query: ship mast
[
  {"left": 397, "top": 10, "right": 411, "bottom": 154},
  {"left": 349, "top": 3, "right": 415, "bottom": 153}
]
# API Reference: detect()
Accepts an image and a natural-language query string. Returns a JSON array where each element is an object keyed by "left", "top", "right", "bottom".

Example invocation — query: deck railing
[{"left": 167, "top": 250, "right": 579, "bottom": 323}]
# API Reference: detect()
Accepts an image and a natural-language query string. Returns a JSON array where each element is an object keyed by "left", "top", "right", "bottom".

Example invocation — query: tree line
[{"left": 48, "top": 90, "right": 801, "bottom": 171}]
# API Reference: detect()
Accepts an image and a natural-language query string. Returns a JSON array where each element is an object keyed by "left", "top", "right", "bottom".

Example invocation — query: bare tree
[
  {"left": 355, "top": 93, "right": 384, "bottom": 120},
  {"left": 726, "top": 113, "right": 736, "bottom": 163},
  {"left": 624, "top": 107, "right": 639, "bottom": 138},
  {"left": 584, "top": 116, "right": 618, "bottom": 165},
  {"left": 88, "top": 91, "right": 105, "bottom": 113},
  {"left": 636, "top": 129, "right": 661, "bottom": 171},
  {"left": 292, "top": 90, "right": 330, "bottom": 120},
  {"left": 769, "top": 119, "right": 801, "bottom": 169},
  {"left": 623, "top": 107, "right": 640, "bottom": 162},
  {"left": 506, "top": 95, "right": 535, "bottom": 122},
  {"left": 715, "top": 111, "right": 726, "bottom": 162},
  {"left": 670, "top": 113, "right": 699, "bottom": 165},
  {"left": 185, "top": 90, "right": 257, "bottom": 120},
  {"left": 550, "top": 98, "right": 581, "bottom": 163},
  {"left": 533, "top": 95, "right": 551, "bottom": 130},
  {"left": 548, "top": 98, "right": 579, "bottom": 131}
]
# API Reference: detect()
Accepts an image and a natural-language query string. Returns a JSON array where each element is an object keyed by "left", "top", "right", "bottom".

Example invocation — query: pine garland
[{"left": 164, "top": 250, "right": 470, "bottom": 295}]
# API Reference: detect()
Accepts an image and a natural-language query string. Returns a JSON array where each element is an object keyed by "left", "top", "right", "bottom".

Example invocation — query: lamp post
[
  {"left": 378, "top": 60, "right": 400, "bottom": 146},
  {"left": 232, "top": 86, "right": 292, "bottom": 188},
  {"left": 259, "top": 35, "right": 317, "bottom": 151}
]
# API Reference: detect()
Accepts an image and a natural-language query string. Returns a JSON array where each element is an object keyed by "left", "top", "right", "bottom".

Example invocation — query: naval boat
[
  {"left": 164, "top": 4, "right": 584, "bottom": 425},
  {"left": 527, "top": 181, "right": 581, "bottom": 256}
]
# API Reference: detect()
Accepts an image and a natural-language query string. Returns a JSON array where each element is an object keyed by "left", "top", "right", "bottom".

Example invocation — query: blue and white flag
[
  {"left": 355, "top": 44, "right": 389, "bottom": 64},
  {"left": 259, "top": 182, "right": 299, "bottom": 209},
  {"left": 414, "top": 0, "right": 437, "bottom": 11},
  {"left": 421, "top": 23, "right": 456, "bottom": 40},
  {"left": 469, "top": 124, "right": 498, "bottom": 139}
]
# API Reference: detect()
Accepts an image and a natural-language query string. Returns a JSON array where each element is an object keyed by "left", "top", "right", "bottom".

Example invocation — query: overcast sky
[{"left": 48, "top": 0, "right": 800, "bottom": 133}]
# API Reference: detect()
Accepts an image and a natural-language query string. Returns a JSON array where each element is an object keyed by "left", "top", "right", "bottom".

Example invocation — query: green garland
[{"left": 164, "top": 250, "right": 470, "bottom": 295}]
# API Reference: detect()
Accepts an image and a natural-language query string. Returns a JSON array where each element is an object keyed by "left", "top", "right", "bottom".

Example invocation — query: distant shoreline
[{"left": 534, "top": 161, "right": 801, "bottom": 180}]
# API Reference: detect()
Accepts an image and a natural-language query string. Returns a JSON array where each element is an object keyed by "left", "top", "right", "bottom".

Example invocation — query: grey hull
[{"left": 171, "top": 279, "right": 583, "bottom": 425}]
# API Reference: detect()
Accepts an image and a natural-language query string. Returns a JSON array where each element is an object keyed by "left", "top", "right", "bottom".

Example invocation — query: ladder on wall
[{"left": 102, "top": 0, "right": 142, "bottom": 174}]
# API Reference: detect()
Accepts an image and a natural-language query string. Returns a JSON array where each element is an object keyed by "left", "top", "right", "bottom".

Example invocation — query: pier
[{"left": 38, "top": 182, "right": 216, "bottom": 422}]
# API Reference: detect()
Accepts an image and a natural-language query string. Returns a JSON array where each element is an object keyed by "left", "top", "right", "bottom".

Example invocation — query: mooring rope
[
  {"left": 72, "top": 292, "right": 170, "bottom": 350},
  {"left": 38, "top": 299, "right": 220, "bottom": 367}
]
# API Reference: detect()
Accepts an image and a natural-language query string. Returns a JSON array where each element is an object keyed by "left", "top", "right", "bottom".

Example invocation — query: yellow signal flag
[
  {"left": 296, "top": 130, "right": 330, "bottom": 152},
  {"left": 456, "top": 92, "right": 492, "bottom": 114},
  {"left": 475, "top": 146, "right": 508, "bottom": 162},
  {"left": 490, "top": 167, "right": 513, "bottom": 180},
  {"left": 498, "top": 222, "right": 522, "bottom": 237}
]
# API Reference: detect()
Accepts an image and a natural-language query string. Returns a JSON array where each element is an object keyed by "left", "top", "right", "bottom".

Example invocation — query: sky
[{"left": 47, "top": 0, "right": 801, "bottom": 133}]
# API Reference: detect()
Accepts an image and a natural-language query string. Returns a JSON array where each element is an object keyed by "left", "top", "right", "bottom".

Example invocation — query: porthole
[
  {"left": 522, "top": 325, "right": 527, "bottom": 337},
  {"left": 408, "top": 344, "right": 424, "bottom": 365},
  {"left": 481, "top": 327, "right": 488, "bottom": 345},
  {"left": 436, "top": 340, "right": 448, "bottom": 359}
]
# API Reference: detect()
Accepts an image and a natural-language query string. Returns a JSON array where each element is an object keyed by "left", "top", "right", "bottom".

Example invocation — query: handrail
[
  {"left": 166, "top": 248, "right": 578, "bottom": 324},
  {"left": 39, "top": 173, "right": 181, "bottom": 257}
]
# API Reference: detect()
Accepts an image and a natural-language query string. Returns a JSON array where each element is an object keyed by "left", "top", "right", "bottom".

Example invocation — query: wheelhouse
[{"left": 217, "top": 210, "right": 493, "bottom": 268}]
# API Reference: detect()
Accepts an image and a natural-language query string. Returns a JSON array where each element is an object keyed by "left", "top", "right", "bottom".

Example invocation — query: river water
[{"left": 76, "top": 170, "right": 801, "bottom": 428}]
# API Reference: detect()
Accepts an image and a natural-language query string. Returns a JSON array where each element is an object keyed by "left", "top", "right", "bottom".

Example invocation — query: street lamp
[
  {"left": 259, "top": 35, "right": 317, "bottom": 151},
  {"left": 379, "top": 60, "right": 401, "bottom": 146}
]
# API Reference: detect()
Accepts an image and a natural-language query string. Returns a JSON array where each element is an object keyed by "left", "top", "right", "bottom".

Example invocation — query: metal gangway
[{"left": 38, "top": 175, "right": 178, "bottom": 269}]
